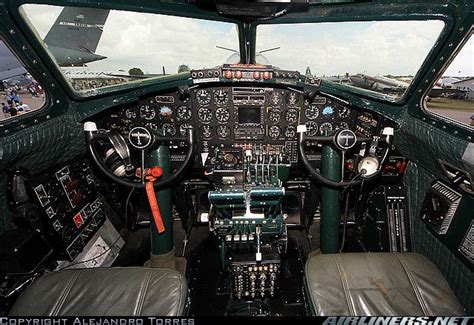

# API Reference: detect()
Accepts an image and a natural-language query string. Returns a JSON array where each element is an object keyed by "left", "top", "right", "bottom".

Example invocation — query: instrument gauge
[
  {"left": 162, "top": 123, "right": 176, "bottom": 136},
  {"left": 337, "top": 122, "right": 349, "bottom": 130},
  {"left": 214, "top": 89, "right": 229, "bottom": 105},
  {"left": 284, "top": 125, "right": 297, "bottom": 138},
  {"left": 338, "top": 107, "right": 351, "bottom": 119},
  {"left": 285, "top": 108, "right": 298, "bottom": 123},
  {"left": 125, "top": 108, "right": 136, "bottom": 119},
  {"left": 215, "top": 107, "right": 230, "bottom": 123},
  {"left": 306, "top": 121, "right": 319, "bottom": 136},
  {"left": 145, "top": 122, "right": 158, "bottom": 131},
  {"left": 177, "top": 106, "right": 191, "bottom": 121},
  {"left": 158, "top": 105, "right": 173, "bottom": 119},
  {"left": 305, "top": 104, "right": 320, "bottom": 120},
  {"left": 286, "top": 92, "right": 299, "bottom": 106},
  {"left": 200, "top": 125, "right": 213, "bottom": 138},
  {"left": 322, "top": 106, "right": 334, "bottom": 116},
  {"left": 196, "top": 89, "right": 211, "bottom": 105},
  {"left": 320, "top": 122, "right": 333, "bottom": 134},
  {"left": 217, "top": 125, "right": 231, "bottom": 138},
  {"left": 198, "top": 107, "right": 213, "bottom": 123},
  {"left": 268, "top": 125, "right": 281, "bottom": 139},
  {"left": 179, "top": 123, "right": 192, "bottom": 136},
  {"left": 269, "top": 109, "right": 281, "bottom": 123},
  {"left": 139, "top": 105, "right": 156, "bottom": 120},
  {"left": 269, "top": 92, "right": 282, "bottom": 106}
]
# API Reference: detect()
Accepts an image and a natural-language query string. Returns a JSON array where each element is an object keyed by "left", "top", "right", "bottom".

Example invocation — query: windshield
[
  {"left": 256, "top": 20, "right": 444, "bottom": 101},
  {"left": 21, "top": 4, "right": 240, "bottom": 94}
]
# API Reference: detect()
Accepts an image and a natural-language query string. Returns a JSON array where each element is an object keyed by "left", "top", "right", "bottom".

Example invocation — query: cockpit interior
[{"left": 0, "top": 0, "right": 472, "bottom": 318}]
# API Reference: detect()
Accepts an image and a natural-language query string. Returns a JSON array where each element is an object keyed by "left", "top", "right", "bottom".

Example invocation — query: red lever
[{"left": 145, "top": 167, "right": 165, "bottom": 234}]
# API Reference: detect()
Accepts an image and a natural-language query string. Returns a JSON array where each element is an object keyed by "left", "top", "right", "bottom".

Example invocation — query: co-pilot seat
[
  {"left": 9, "top": 267, "right": 188, "bottom": 316},
  {"left": 304, "top": 252, "right": 464, "bottom": 316}
]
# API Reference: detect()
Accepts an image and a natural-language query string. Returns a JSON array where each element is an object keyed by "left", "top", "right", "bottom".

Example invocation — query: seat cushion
[
  {"left": 9, "top": 267, "right": 187, "bottom": 316},
  {"left": 305, "top": 252, "right": 464, "bottom": 316}
]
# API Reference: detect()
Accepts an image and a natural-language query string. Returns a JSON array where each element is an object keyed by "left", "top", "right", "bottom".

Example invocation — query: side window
[
  {"left": 425, "top": 34, "right": 473, "bottom": 127},
  {"left": 0, "top": 39, "right": 46, "bottom": 122}
]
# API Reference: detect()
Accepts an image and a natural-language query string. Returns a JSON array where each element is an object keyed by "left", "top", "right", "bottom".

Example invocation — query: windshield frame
[
  {"left": 251, "top": 5, "right": 453, "bottom": 105},
  {"left": 14, "top": 0, "right": 245, "bottom": 100}
]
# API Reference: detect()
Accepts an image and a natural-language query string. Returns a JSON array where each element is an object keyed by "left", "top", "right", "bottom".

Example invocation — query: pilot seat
[
  {"left": 8, "top": 267, "right": 188, "bottom": 316},
  {"left": 304, "top": 252, "right": 464, "bottom": 316}
]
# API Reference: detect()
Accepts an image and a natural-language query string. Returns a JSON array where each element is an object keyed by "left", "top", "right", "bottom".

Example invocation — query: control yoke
[
  {"left": 297, "top": 125, "right": 394, "bottom": 187},
  {"left": 84, "top": 121, "right": 195, "bottom": 190}
]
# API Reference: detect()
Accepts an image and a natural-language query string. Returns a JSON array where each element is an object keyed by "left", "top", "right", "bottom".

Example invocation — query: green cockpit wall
[{"left": 0, "top": 0, "right": 473, "bottom": 235}]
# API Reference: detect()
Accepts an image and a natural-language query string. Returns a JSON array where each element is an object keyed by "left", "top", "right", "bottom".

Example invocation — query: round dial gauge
[
  {"left": 139, "top": 105, "right": 155, "bottom": 120},
  {"left": 179, "top": 123, "right": 192, "bottom": 136},
  {"left": 322, "top": 105, "right": 334, "bottom": 116},
  {"left": 285, "top": 109, "right": 298, "bottom": 123},
  {"left": 125, "top": 108, "right": 136, "bottom": 119},
  {"left": 217, "top": 125, "right": 231, "bottom": 138},
  {"left": 200, "top": 125, "right": 213, "bottom": 138},
  {"left": 177, "top": 106, "right": 191, "bottom": 121},
  {"left": 198, "top": 107, "right": 213, "bottom": 123},
  {"left": 284, "top": 125, "right": 297, "bottom": 138},
  {"left": 214, "top": 89, "right": 229, "bottom": 105},
  {"left": 145, "top": 122, "right": 158, "bottom": 131},
  {"left": 158, "top": 105, "right": 173, "bottom": 119},
  {"left": 320, "top": 122, "right": 333, "bottom": 134},
  {"left": 196, "top": 89, "right": 211, "bottom": 105},
  {"left": 306, "top": 121, "right": 319, "bottom": 136},
  {"left": 215, "top": 107, "right": 230, "bottom": 123},
  {"left": 305, "top": 104, "right": 320, "bottom": 120},
  {"left": 269, "top": 109, "right": 281, "bottom": 123},
  {"left": 336, "top": 122, "right": 349, "bottom": 130},
  {"left": 268, "top": 125, "right": 281, "bottom": 139},
  {"left": 286, "top": 92, "right": 299, "bottom": 106},
  {"left": 270, "top": 92, "right": 282, "bottom": 106},
  {"left": 338, "top": 107, "right": 351, "bottom": 119},
  {"left": 162, "top": 123, "right": 176, "bottom": 136}
]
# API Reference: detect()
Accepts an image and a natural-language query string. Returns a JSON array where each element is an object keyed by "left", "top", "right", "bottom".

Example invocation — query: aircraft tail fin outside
[{"left": 44, "top": 7, "right": 110, "bottom": 54}]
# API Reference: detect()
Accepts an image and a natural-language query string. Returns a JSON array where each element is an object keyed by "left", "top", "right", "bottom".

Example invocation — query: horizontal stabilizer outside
[
  {"left": 0, "top": 67, "right": 27, "bottom": 80},
  {"left": 0, "top": 41, "right": 27, "bottom": 79},
  {"left": 48, "top": 46, "right": 107, "bottom": 67},
  {"left": 44, "top": 7, "right": 109, "bottom": 55}
]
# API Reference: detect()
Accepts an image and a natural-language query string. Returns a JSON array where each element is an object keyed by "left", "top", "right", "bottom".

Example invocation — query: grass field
[{"left": 426, "top": 98, "right": 474, "bottom": 112}]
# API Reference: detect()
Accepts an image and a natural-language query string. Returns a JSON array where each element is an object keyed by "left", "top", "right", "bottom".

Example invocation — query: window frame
[
  {"left": 0, "top": 36, "right": 49, "bottom": 125},
  {"left": 254, "top": 18, "right": 447, "bottom": 105},
  {"left": 421, "top": 28, "right": 474, "bottom": 131},
  {"left": 18, "top": 3, "right": 243, "bottom": 99}
]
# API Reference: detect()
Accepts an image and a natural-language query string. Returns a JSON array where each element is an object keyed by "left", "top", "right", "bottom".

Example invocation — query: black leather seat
[
  {"left": 9, "top": 267, "right": 188, "bottom": 316},
  {"left": 305, "top": 252, "right": 464, "bottom": 316}
]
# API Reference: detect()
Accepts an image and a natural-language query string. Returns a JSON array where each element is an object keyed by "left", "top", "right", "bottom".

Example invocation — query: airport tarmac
[{"left": 429, "top": 108, "right": 473, "bottom": 126}]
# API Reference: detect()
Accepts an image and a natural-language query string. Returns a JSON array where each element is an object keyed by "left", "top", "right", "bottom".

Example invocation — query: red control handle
[{"left": 145, "top": 167, "right": 165, "bottom": 234}]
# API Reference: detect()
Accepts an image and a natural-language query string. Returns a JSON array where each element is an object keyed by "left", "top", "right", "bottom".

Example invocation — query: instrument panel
[{"left": 101, "top": 85, "right": 388, "bottom": 165}]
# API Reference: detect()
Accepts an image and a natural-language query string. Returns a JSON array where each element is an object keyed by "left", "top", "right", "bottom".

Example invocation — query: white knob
[
  {"left": 297, "top": 125, "right": 307, "bottom": 133},
  {"left": 84, "top": 121, "right": 97, "bottom": 132}
]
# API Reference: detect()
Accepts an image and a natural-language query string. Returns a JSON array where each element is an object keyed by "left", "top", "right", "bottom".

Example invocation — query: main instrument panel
[{"left": 102, "top": 85, "right": 388, "bottom": 166}]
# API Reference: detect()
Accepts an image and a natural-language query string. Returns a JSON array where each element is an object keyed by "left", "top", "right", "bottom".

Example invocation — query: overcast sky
[{"left": 22, "top": 4, "right": 472, "bottom": 77}]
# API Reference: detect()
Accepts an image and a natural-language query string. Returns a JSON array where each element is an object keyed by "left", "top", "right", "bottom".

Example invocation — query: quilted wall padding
[
  {"left": 405, "top": 163, "right": 473, "bottom": 314},
  {"left": 394, "top": 113, "right": 469, "bottom": 177},
  {"left": 0, "top": 114, "right": 85, "bottom": 233}
]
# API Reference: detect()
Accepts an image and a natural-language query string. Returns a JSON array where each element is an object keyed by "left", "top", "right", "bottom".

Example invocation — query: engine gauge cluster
[{"left": 301, "top": 96, "right": 355, "bottom": 135}]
